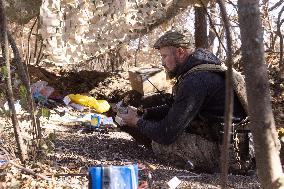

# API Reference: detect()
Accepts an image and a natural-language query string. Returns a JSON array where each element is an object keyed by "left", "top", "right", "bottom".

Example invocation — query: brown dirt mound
[{"left": 28, "top": 65, "right": 132, "bottom": 103}]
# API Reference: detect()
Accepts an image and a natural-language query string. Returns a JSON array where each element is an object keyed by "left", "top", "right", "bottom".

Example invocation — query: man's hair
[{"left": 153, "top": 30, "right": 191, "bottom": 50}]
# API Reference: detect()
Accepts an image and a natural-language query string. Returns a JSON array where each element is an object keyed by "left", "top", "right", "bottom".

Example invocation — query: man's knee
[{"left": 151, "top": 133, "right": 220, "bottom": 172}]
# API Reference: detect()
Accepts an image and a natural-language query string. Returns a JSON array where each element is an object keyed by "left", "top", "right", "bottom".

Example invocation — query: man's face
[{"left": 159, "top": 46, "right": 180, "bottom": 78}]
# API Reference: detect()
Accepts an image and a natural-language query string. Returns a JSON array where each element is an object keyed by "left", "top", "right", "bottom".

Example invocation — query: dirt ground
[{"left": 1, "top": 58, "right": 283, "bottom": 188}]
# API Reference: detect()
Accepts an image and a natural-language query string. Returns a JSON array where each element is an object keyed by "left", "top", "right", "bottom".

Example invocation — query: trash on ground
[
  {"left": 67, "top": 94, "right": 110, "bottom": 113},
  {"left": 4, "top": 100, "right": 22, "bottom": 114},
  {"left": 63, "top": 96, "right": 85, "bottom": 111},
  {"left": 49, "top": 110, "right": 116, "bottom": 131},
  {"left": 31, "top": 80, "right": 54, "bottom": 99},
  {"left": 88, "top": 164, "right": 138, "bottom": 189},
  {"left": 167, "top": 176, "right": 181, "bottom": 189},
  {"left": 49, "top": 111, "right": 79, "bottom": 123},
  {"left": 31, "top": 80, "right": 55, "bottom": 104},
  {"left": 83, "top": 113, "right": 115, "bottom": 130},
  {"left": 69, "top": 103, "right": 85, "bottom": 111},
  {"left": 0, "top": 159, "right": 7, "bottom": 167},
  {"left": 63, "top": 95, "right": 71, "bottom": 105}
]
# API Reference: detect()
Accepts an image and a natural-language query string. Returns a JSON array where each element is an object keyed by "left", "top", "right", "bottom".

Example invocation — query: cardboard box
[{"left": 128, "top": 67, "right": 167, "bottom": 95}]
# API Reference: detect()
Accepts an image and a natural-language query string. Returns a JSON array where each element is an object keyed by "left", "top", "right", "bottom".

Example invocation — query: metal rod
[{"left": 146, "top": 78, "right": 162, "bottom": 93}]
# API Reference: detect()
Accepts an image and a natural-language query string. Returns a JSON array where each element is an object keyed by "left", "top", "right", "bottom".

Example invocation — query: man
[{"left": 118, "top": 31, "right": 254, "bottom": 174}]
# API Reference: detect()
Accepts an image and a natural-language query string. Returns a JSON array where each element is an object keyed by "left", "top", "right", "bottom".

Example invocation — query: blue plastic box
[{"left": 89, "top": 164, "right": 138, "bottom": 189}]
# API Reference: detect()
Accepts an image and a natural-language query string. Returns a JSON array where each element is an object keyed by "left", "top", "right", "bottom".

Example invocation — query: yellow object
[
  {"left": 278, "top": 128, "right": 284, "bottom": 136},
  {"left": 68, "top": 94, "right": 110, "bottom": 113}
]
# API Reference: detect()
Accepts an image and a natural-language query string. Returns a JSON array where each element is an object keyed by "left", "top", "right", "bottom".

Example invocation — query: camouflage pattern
[
  {"left": 152, "top": 133, "right": 219, "bottom": 172},
  {"left": 152, "top": 131, "right": 255, "bottom": 174},
  {"left": 153, "top": 31, "right": 192, "bottom": 49}
]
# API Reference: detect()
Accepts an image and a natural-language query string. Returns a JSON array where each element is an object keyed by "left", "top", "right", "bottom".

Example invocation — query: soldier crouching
[{"left": 118, "top": 30, "right": 255, "bottom": 174}]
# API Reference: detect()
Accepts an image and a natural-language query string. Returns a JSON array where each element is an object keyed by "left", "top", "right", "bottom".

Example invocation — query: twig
[
  {"left": 225, "top": 0, "right": 237, "bottom": 8},
  {"left": 268, "top": 0, "right": 284, "bottom": 11},
  {"left": 33, "top": 15, "right": 40, "bottom": 62},
  {"left": 47, "top": 173, "right": 88, "bottom": 177},
  {"left": 277, "top": 6, "right": 284, "bottom": 67},
  {"left": 8, "top": 161, "right": 52, "bottom": 181},
  {"left": 35, "top": 39, "right": 43, "bottom": 66},
  {"left": 216, "top": 0, "right": 234, "bottom": 188},
  {"left": 26, "top": 15, "right": 38, "bottom": 65}
]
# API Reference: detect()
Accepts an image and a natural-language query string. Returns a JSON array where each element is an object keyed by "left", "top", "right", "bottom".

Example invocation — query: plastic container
[
  {"left": 88, "top": 164, "right": 138, "bottom": 189},
  {"left": 90, "top": 114, "right": 101, "bottom": 128}
]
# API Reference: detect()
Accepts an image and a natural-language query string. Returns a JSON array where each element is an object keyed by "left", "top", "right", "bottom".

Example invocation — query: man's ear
[{"left": 177, "top": 47, "right": 187, "bottom": 59}]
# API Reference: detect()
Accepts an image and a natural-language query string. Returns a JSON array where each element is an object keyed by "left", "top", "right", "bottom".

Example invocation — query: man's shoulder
[
  {"left": 192, "top": 48, "right": 221, "bottom": 65},
  {"left": 180, "top": 64, "right": 225, "bottom": 82},
  {"left": 178, "top": 70, "right": 224, "bottom": 90}
]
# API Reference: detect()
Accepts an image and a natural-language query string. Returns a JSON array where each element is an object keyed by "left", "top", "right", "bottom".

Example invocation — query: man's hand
[{"left": 118, "top": 106, "right": 140, "bottom": 127}]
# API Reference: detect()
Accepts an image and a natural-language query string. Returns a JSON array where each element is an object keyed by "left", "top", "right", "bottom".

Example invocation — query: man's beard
[
  {"left": 165, "top": 56, "right": 179, "bottom": 79},
  {"left": 166, "top": 68, "right": 177, "bottom": 79}
]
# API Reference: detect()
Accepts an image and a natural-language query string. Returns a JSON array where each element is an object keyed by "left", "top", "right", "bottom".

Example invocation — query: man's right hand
[{"left": 118, "top": 106, "right": 140, "bottom": 127}]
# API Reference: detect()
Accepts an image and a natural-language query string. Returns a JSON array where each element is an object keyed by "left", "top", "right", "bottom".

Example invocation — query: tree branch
[
  {"left": 277, "top": 6, "right": 284, "bottom": 67},
  {"left": 26, "top": 15, "right": 39, "bottom": 65},
  {"left": 268, "top": 0, "right": 284, "bottom": 11}
]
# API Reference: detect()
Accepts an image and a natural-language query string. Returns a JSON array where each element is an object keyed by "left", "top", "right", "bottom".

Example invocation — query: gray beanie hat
[{"left": 153, "top": 31, "right": 191, "bottom": 49}]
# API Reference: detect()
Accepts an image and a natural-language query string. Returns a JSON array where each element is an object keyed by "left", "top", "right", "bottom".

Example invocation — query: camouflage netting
[
  {"left": 38, "top": 0, "right": 208, "bottom": 65},
  {"left": 2, "top": 0, "right": 209, "bottom": 66},
  {"left": 4, "top": 0, "right": 42, "bottom": 24}
]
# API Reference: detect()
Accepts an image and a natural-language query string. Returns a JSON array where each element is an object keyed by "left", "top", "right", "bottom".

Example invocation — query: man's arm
[
  {"left": 137, "top": 73, "right": 208, "bottom": 145},
  {"left": 143, "top": 104, "right": 170, "bottom": 120}
]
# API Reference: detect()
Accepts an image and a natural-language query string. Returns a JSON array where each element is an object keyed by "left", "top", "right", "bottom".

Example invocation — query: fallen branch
[
  {"left": 47, "top": 173, "right": 88, "bottom": 177},
  {"left": 8, "top": 161, "right": 52, "bottom": 181}
]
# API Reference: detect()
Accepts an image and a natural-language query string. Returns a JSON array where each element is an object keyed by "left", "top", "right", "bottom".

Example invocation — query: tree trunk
[
  {"left": 7, "top": 32, "right": 41, "bottom": 141},
  {"left": 0, "top": 0, "right": 27, "bottom": 163},
  {"left": 215, "top": 0, "right": 234, "bottom": 188},
  {"left": 277, "top": 6, "right": 284, "bottom": 79},
  {"left": 238, "top": 0, "right": 283, "bottom": 188},
  {"left": 194, "top": 6, "right": 208, "bottom": 48},
  {"left": 208, "top": 2, "right": 217, "bottom": 51}
]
